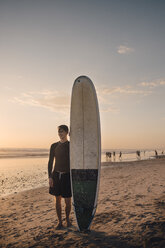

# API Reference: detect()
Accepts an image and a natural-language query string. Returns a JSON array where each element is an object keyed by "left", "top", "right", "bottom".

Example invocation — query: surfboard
[{"left": 70, "top": 76, "right": 101, "bottom": 231}]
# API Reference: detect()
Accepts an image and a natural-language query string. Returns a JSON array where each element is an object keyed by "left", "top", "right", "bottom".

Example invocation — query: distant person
[
  {"left": 113, "top": 151, "right": 116, "bottom": 161},
  {"left": 136, "top": 150, "right": 141, "bottom": 160},
  {"left": 106, "top": 152, "right": 111, "bottom": 160},
  {"left": 48, "top": 125, "right": 72, "bottom": 229},
  {"left": 155, "top": 150, "right": 158, "bottom": 157},
  {"left": 119, "top": 151, "right": 122, "bottom": 160}
]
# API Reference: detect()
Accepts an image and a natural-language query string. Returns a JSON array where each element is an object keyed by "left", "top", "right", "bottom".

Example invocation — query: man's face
[{"left": 58, "top": 128, "right": 67, "bottom": 139}]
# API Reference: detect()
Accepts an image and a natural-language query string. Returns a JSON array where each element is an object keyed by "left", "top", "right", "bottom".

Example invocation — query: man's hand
[{"left": 49, "top": 178, "right": 53, "bottom": 187}]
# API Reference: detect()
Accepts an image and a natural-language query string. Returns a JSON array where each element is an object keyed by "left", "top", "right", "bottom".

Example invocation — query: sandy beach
[{"left": 0, "top": 158, "right": 165, "bottom": 248}]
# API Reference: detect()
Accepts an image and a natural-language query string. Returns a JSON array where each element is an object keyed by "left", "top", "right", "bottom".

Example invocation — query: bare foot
[{"left": 55, "top": 223, "right": 64, "bottom": 230}]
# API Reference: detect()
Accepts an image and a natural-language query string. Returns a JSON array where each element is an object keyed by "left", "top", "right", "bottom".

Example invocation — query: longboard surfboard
[{"left": 70, "top": 76, "right": 101, "bottom": 231}]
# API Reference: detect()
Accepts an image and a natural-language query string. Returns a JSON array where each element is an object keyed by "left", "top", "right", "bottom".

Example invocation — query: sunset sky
[{"left": 0, "top": 0, "right": 165, "bottom": 149}]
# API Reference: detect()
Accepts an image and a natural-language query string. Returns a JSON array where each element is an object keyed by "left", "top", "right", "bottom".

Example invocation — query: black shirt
[{"left": 48, "top": 141, "right": 70, "bottom": 177}]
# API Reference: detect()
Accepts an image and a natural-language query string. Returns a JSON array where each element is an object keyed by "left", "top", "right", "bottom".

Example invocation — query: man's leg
[
  {"left": 64, "top": 197, "right": 72, "bottom": 227},
  {"left": 55, "top": 196, "right": 63, "bottom": 229}
]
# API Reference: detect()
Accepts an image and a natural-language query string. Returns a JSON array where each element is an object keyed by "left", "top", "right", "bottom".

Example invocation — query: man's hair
[{"left": 58, "top": 125, "right": 69, "bottom": 133}]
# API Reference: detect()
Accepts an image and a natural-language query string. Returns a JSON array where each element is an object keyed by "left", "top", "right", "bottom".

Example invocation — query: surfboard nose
[{"left": 74, "top": 75, "right": 92, "bottom": 85}]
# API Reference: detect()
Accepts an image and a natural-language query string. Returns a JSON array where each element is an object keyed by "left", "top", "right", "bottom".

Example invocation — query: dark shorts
[{"left": 49, "top": 171, "right": 72, "bottom": 198}]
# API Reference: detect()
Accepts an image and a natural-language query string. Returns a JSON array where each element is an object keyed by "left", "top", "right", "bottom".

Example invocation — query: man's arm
[{"left": 48, "top": 144, "right": 55, "bottom": 178}]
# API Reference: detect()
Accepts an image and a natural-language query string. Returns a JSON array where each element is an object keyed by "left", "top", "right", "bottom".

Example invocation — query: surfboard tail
[{"left": 71, "top": 169, "right": 98, "bottom": 231}]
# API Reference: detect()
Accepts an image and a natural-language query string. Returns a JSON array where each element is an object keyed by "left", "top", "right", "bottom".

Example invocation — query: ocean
[{"left": 0, "top": 148, "right": 163, "bottom": 197}]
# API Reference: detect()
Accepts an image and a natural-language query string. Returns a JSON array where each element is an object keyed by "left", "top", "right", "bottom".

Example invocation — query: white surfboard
[{"left": 70, "top": 76, "right": 101, "bottom": 231}]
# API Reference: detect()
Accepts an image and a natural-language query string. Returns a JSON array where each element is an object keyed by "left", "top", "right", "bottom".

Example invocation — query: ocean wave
[{"left": 0, "top": 148, "right": 49, "bottom": 159}]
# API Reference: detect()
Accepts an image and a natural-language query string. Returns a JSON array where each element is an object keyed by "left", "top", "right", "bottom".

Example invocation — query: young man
[{"left": 48, "top": 125, "right": 72, "bottom": 229}]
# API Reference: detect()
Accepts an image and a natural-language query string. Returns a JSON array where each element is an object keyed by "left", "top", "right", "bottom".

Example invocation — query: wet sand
[{"left": 0, "top": 159, "right": 165, "bottom": 248}]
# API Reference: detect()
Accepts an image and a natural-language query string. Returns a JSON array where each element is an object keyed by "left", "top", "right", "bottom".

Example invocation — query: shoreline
[
  {"left": 0, "top": 158, "right": 164, "bottom": 199},
  {"left": 0, "top": 148, "right": 164, "bottom": 162},
  {"left": 101, "top": 156, "right": 165, "bottom": 167},
  {"left": 0, "top": 158, "right": 159, "bottom": 199},
  {"left": 1, "top": 158, "right": 164, "bottom": 199},
  {"left": 0, "top": 158, "right": 165, "bottom": 247}
]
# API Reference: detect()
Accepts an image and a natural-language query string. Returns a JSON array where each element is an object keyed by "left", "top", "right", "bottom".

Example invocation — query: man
[{"left": 48, "top": 125, "right": 72, "bottom": 229}]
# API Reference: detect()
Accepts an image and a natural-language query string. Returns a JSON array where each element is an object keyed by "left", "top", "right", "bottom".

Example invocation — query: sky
[{"left": 0, "top": 0, "right": 165, "bottom": 149}]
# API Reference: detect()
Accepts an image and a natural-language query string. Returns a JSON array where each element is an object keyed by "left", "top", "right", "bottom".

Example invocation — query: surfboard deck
[{"left": 70, "top": 76, "right": 101, "bottom": 231}]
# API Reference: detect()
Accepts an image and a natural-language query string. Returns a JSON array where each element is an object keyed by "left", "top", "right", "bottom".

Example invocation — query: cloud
[
  {"left": 117, "top": 45, "right": 134, "bottom": 54},
  {"left": 96, "top": 83, "right": 154, "bottom": 113},
  {"left": 140, "top": 82, "right": 157, "bottom": 87},
  {"left": 139, "top": 79, "right": 165, "bottom": 88},
  {"left": 12, "top": 90, "right": 70, "bottom": 114},
  {"left": 96, "top": 78, "right": 165, "bottom": 113},
  {"left": 13, "top": 79, "right": 161, "bottom": 115},
  {"left": 97, "top": 78, "right": 165, "bottom": 101},
  {"left": 14, "top": 89, "right": 120, "bottom": 114},
  {"left": 160, "top": 80, "right": 165, "bottom": 85},
  {"left": 96, "top": 84, "right": 151, "bottom": 114},
  {"left": 97, "top": 85, "right": 152, "bottom": 97}
]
